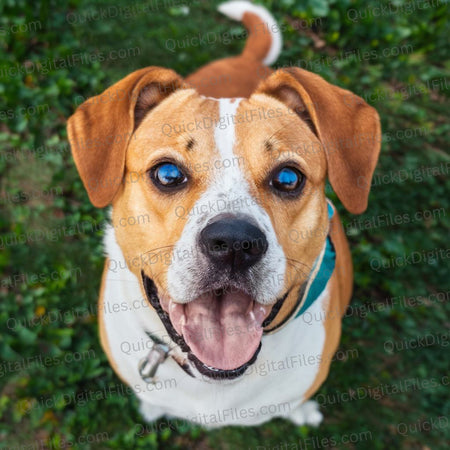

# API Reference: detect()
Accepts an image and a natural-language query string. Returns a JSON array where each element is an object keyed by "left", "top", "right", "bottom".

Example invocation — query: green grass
[{"left": 1, "top": 0, "right": 449, "bottom": 448}]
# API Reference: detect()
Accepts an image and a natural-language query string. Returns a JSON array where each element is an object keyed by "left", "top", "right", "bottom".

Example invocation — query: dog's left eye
[
  {"left": 270, "top": 167, "right": 304, "bottom": 194},
  {"left": 150, "top": 163, "right": 187, "bottom": 190}
]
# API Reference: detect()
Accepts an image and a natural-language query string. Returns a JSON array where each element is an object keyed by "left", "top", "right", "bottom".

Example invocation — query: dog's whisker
[
  {"left": 286, "top": 266, "right": 308, "bottom": 278},
  {"left": 141, "top": 244, "right": 176, "bottom": 255},
  {"left": 285, "top": 257, "right": 312, "bottom": 270},
  {"left": 285, "top": 259, "right": 311, "bottom": 280},
  {"left": 265, "top": 122, "right": 293, "bottom": 142}
]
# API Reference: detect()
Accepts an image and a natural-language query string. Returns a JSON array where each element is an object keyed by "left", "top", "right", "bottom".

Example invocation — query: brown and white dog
[{"left": 67, "top": 1, "right": 380, "bottom": 427}]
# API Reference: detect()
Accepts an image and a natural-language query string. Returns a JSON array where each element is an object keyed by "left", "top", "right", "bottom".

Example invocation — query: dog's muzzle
[{"left": 140, "top": 217, "right": 281, "bottom": 379}]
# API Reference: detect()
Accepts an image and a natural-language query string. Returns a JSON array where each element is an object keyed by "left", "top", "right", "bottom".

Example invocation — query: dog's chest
[{"left": 101, "top": 226, "right": 327, "bottom": 426}]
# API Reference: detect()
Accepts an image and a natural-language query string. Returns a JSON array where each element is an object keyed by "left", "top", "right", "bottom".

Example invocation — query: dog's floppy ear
[
  {"left": 67, "top": 67, "right": 185, "bottom": 208},
  {"left": 255, "top": 68, "right": 381, "bottom": 214}
]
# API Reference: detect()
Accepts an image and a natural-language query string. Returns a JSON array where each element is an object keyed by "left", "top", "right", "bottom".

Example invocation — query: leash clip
[{"left": 138, "top": 343, "right": 170, "bottom": 383}]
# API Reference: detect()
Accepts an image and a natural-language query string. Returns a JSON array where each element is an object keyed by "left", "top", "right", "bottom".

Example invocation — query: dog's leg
[
  {"left": 138, "top": 401, "right": 166, "bottom": 423},
  {"left": 287, "top": 400, "right": 323, "bottom": 427}
]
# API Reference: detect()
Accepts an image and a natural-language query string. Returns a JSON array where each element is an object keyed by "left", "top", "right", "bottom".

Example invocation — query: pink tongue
[{"left": 169, "top": 291, "right": 267, "bottom": 370}]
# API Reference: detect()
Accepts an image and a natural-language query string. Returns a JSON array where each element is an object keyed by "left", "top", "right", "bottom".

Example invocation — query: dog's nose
[{"left": 200, "top": 218, "right": 268, "bottom": 270}]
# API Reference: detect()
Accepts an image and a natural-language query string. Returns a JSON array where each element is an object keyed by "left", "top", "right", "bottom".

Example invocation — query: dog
[{"left": 67, "top": 1, "right": 381, "bottom": 427}]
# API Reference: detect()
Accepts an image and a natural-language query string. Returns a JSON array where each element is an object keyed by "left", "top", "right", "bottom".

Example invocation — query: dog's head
[{"left": 68, "top": 67, "right": 380, "bottom": 378}]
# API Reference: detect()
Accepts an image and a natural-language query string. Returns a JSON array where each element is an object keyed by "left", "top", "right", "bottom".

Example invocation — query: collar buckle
[{"left": 138, "top": 343, "right": 170, "bottom": 383}]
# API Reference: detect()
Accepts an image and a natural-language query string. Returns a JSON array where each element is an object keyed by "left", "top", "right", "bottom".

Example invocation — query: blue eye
[
  {"left": 151, "top": 163, "right": 187, "bottom": 190},
  {"left": 271, "top": 167, "right": 304, "bottom": 194}
]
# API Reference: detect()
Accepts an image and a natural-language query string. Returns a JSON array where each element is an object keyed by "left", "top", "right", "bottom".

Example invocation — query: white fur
[
  {"left": 166, "top": 98, "right": 286, "bottom": 305},
  {"left": 102, "top": 223, "right": 328, "bottom": 426},
  {"left": 218, "top": 1, "right": 282, "bottom": 65}
]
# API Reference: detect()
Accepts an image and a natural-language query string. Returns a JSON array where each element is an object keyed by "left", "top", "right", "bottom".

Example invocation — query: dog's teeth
[
  {"left": 253, "top": 305, "right": 268, "bottom": 323},
  {"left": 169, "top": 300, "right": 183, "bottom": 312},
  {"left": 179, "top": 315, "right": 186, "bottom": 327},
  {"left": 248, "top": 311, "right": 256, "bottom": 322}
]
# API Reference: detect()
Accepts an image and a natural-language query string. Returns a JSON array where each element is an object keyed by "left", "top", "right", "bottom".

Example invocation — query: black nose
[{"left": 200, "top": 218, "right": 268, "bottom": 271}]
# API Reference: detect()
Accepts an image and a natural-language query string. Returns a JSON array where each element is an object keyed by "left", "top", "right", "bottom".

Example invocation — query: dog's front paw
[{"left": 288, "top": 400, "right": 323, "bottom": 427}]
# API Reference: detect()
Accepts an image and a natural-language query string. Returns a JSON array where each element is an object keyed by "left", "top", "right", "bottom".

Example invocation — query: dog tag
[{"left": 138, "top": 343, "right": 170, "bottom": 383}]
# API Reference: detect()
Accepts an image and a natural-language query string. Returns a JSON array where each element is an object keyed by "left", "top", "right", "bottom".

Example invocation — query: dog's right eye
[{"left": 150, "top": 162, "right": 187, "bottom": 191}]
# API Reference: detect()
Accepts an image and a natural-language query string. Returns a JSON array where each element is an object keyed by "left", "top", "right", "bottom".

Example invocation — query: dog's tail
[{"left": 218, "top": 1, "right": 282, "bottom": 66}]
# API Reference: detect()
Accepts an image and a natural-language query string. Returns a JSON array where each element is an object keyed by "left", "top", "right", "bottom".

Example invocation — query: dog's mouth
[
  {"left": 167, "top": 288, "right": 268, "bottom": 370},
  {"left": 142, "top": 272, "right": 275, "bottom": 379}
]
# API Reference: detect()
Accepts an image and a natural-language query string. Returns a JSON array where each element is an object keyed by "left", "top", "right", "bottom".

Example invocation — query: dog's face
[
  {"left": 114, "top": 89, "right": 329, "bottom": 375},
  {"left": 68, "top": 67, "right": 380, "bottom": 378}
]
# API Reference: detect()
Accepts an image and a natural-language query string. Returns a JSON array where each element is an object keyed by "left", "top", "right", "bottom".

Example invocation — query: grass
[{"left": 0, "top": 0, "right": 449, "bottom": 448}]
